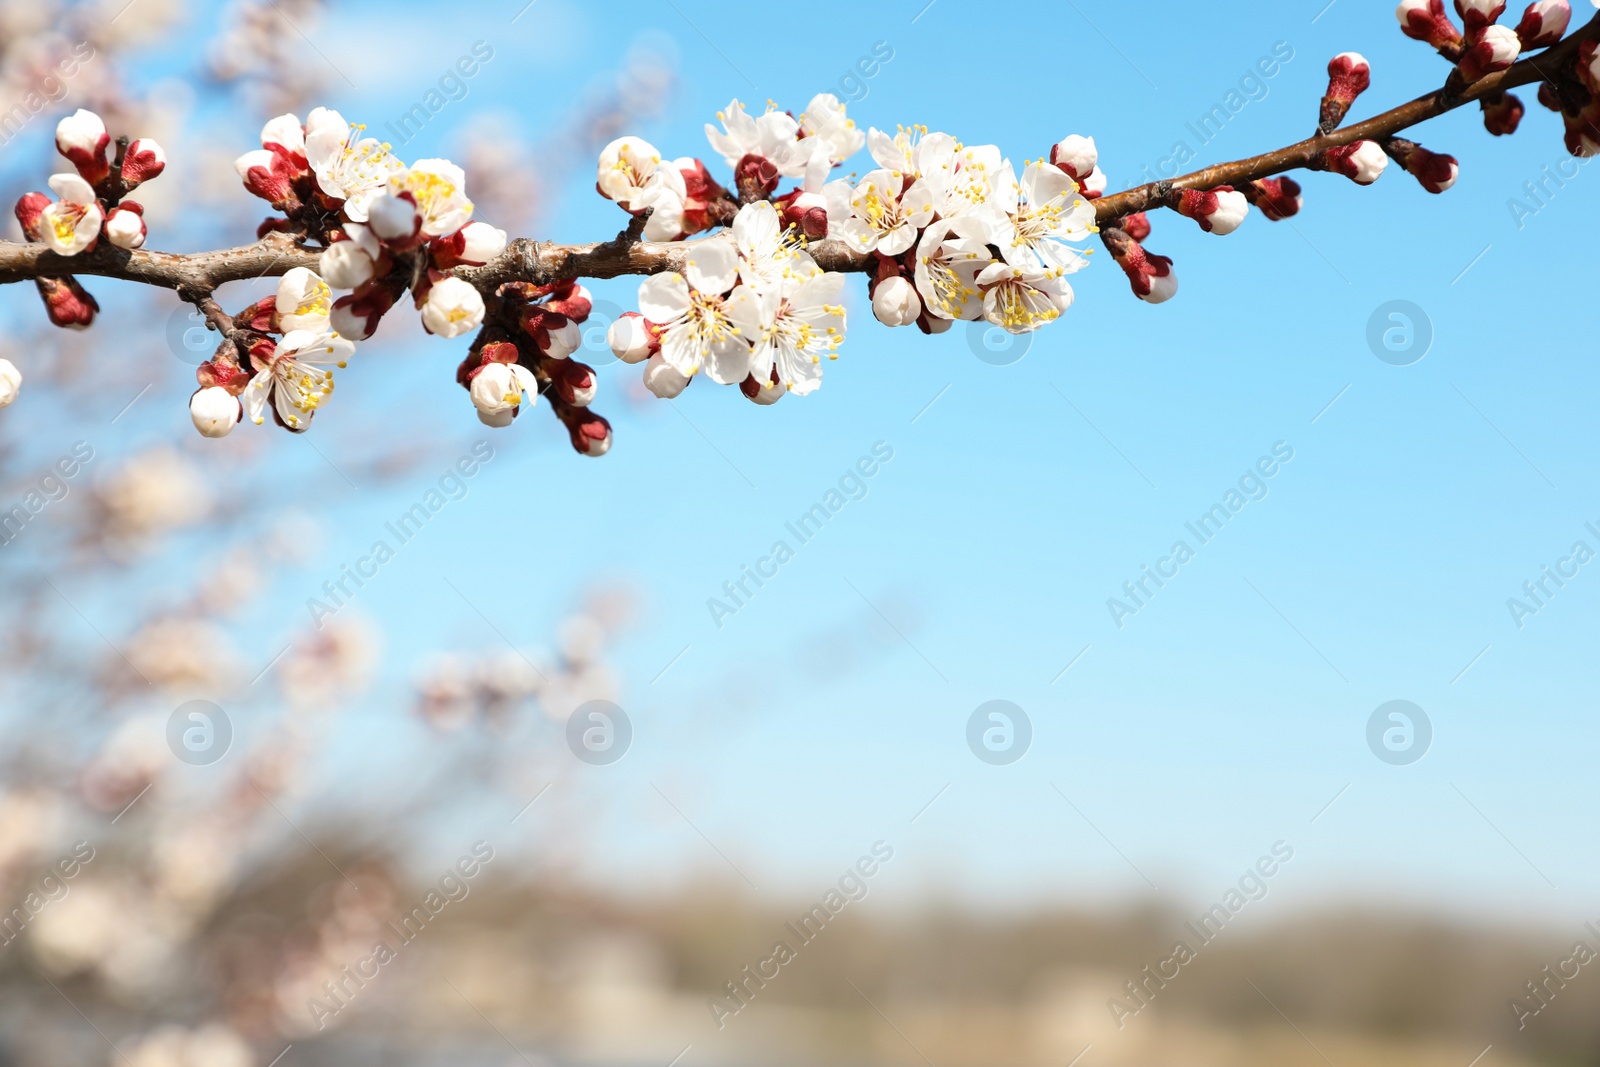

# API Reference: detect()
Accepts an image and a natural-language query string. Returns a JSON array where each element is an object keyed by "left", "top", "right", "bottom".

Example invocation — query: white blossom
[
  {"left": 706, "top": 99, "right": 810, "bottom": 177},
  {"left": 421, "top": 277, "right": 485, "bottom": 338},
  {"left": 838, "top": 169, "right": 935, "bottom": 257},
  {"left": 992, "top": 161, "right": 1096, "bottom": 272},
  {"left": 39, "top": 173, "right": 103, "bottom": 255},
  {"left": 245, "top": 329, "right": 354, "bottom": 432},
  {"left": 469, "top": 362, "right": 538, "bottom": 421},
  {"left": 872, "top": 276, "right": 922, "bottom": 327},
  {"left": 304, "top": 107, "right": 405, "bottom": 221},
  {"left": 189, "top": 386, "right": 241, "bottom": 438},
  {"left": 635, "top": 241, "right": 749, "bottom": 383}
]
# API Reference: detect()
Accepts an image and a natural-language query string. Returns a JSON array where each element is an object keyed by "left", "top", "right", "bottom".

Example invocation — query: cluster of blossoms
[
  {"left": 0, "top": 2, "right": 1590, "bottom": 452},
  {"left": 596, "top": 95, "right": 1118, "bottom": 402},
  {"left": 1396, "top": 0, "right": 1595, "bottom": 155},
  {"left": 11, "top": 108, "right": 165, "bottom": 328}
]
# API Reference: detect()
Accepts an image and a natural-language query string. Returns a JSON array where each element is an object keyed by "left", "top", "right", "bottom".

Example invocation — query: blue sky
[{"left": 10, "top": 0, "right": 1600, "bottom": 926}]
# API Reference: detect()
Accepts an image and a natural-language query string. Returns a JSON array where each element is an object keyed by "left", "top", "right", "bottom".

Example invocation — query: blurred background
[{"left": 2, "top": 1, "right": 1599, "bottom": 1066}]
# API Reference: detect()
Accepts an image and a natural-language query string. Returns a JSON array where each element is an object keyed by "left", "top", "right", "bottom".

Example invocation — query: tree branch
[
  {"left": 0, "top": 13, "right": 1595, "bottom": 301},
  {"left": 1093, "top": 11, "right": 1600, "bottom": 222}
]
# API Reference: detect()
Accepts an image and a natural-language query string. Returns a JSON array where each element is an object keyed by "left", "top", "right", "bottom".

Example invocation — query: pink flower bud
[
  {"left": 1455, "top": 0, "right": 1507, "bottom": 32},
  {"left": 1515, "top": 0, "right": 1570, "bottom": 47},
  {"left": 1385, "top": 139, "right": 1460, "bottom": 192},
  {"left": 1321, "top": 52, "right": 1372, "bottom": 132},
  {"left": 1049, "top": 134, "right": 1098, "bottom": 183},
  {"left": 608, "top": 312, "right": 657, "bottom": 364},
  {"left": 1081, "top": 166, "right": 1107, "bottom": 199},
  {"left": 1457, "top": 23, "right": 1521, "bottom": 82},
  {"left": 741, "top": 370, "right": 784, "bottom": 405},
  {"left": 565, "top": 411, "right": 612, "bottom": 457},
  {"left": 1243, "top": 177, "right": 1303, "bottom": 221},
  {"left": 120, "top": 139, "right": 165, "bottom": 187},
  {"left": 55, "top": 109, "right": 110, "bottom": 185},
  {"left": 331, "top": 288, "right": 396, "bottom": 341},
  {"left": 1121, "top": 212, "right": 1152, "bottom": 241},
  {"left": 234, "top": 149, "right": 298, "bottom": 209},
  {"left": 1103, "top": 229, "right": 1177, "bottom": 304},
  {"left": 1173, "top": 186, "right": 1249, "bottom": 235},
  {"left": 1320, "top": 140, "right": 1389, "bottom": 184},
  {"left": 1480, "top": 90, "right": 1525, "bottom": 134},
  {"left": 14, "top": 192, "right": 50, "bottom": 241},
  {"left": 551, "top": 360, "right": 597, "bottom": 407},
  {"left": 1397, "top": 0, "right": 1465, "bottom": 55},
  {"left": 103, "top": 204, "right": 146, "bottom": 249},
  {"left": 35, "top": 275, "right": 98, "bottom": 329}
]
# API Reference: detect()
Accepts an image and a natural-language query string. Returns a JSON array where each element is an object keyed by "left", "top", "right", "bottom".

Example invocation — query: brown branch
[
  {"left": 0, "top": 14, "right": 1595, "bottom": 302},
  {"left": 1093, "top": 12, "right": 1600, "bottom": 223}
]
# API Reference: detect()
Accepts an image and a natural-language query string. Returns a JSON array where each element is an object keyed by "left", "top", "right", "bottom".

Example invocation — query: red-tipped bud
[
  {"left": 1384, "top": 138, "right": 1459, "bottom": 192},
  {"left": 1562, "top": 99, "right": 1600, "bottom": 156},
  {"left": 1321, "top": 52, "right": 1373, "bottom": 133},
  {"left": 1102, "top": 228, "right": 1177, "bottom": 305},
  {"left": 550, "top": 360, "right": 597, "bottom": 407},
  {"left": 1172, "top": 186, "right": 1250, "bottom": 235},
  {"left": 1515, "top": 0, "right": 1570, "bottom": 48},
  {"left": 35, "top": 275, "right": 98, "bottom": 329},
  {"left": 1397, "top": 0, "right": 1466, "bottom": 56},
  {"left": 1536, "top": 81, "right": 1563, "bottom": 112},
  {"left": 734, "top": 153, "right": 780, "bottom": 202},
  {"left": 1458, "top": 24, "right": 1522, "bottom": 82},
  {"left": 14, "top": 192, "right": 50, "bottom": 242},
  {"left": 1319, "top": 140, "right": 1389, "bottom": 184},
  {"left": 55, "top": 109, "right": 110, "bottom": 185},
  {"left": 1243, "top": 177, "right": 1304, "bottom": 221},
  {"left": 197, "top": 354, "right": 253, "bottom": 394},
  {"left": 1480, "top": 90, "right": 1526, "bottom": 134},
  {"left": 331, "top": 287, "right": 396, "bottom": 341},
  {"left": 543, "top": 281, "right": 593, "bottom": 324},
  {"left": 104, "top": 203, "right": 147, "bottom": 250},
  {"left": 565, "top": 410, "right": 612, "bottom": 457},
  {"left": 1049, "top": 135, "right": 1099, "bottom": 183},
  {"left": 120, "top": 138, "right": 166, "bottom": 188},
  {"left": 1121, "top": 212, "right": 1152, "bottom": 241},
  {"left": 1455, "top": 0, "right": 1508, "bottom": 32},
  {"left": 741, "top": 369, "right": 784, "bottom": 405},
  {"left": 234, "top": 149, "right": 299, "bottom": 211}
]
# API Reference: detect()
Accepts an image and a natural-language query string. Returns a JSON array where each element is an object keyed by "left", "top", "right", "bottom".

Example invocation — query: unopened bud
[
  {"left": 0, "top": 358, "right": 20, "bottom": 409},
  {"left": 1173, "top": 187, "right": 1249, "bottom": 235},
  {"left": 120, "top": 138, "right": 165, "bottom": 187},
  {"left": 1320, "top": 140, "right": 1389, "bottom": 184},
  {"left": 1457, "top": 23, "right": 1521, "bottom": 82},
  {"left": 1480, "top": 90, "right": 1525, "bottom": 134},
  {"left": 190, "top": 386, "right": 242, "bottom": 438},
  {"left": 1243, "top": 177, "right": 1304, "bottom": 221},
  {"left": 1384, "top": 138, "right": 1459, "bottom": 192},
  {"left": 1321, "top": 52, "right": 1372, "bottom": 133},
  {"left": 643, "top": 352, "right": 690, "bottom": 398},
  {"left": 872, "top": 275, "right": 922, "bottom": 327},
  {"left": 1049, "top": 135, "right": 1098, "bottom": 183},
  {"left": 1515, "top": 0, "right": 1570, "bottom": 48},
  {"left": 104, "top": 204, "right": 146, "bottom": 250},
  {"left": 607, "top": 312, "right": 657, "bottom": 364},
  {"left": 1397, "top": 0, "right": 1466, "bottom": 56},
  {"left": 55, "top": 109, "right": 110, "bottom": 185}
]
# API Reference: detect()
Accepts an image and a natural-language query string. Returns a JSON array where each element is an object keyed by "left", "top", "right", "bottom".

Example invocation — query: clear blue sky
[{"left": 14, "top": 0, "right": 1600, "bottom": 925}]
